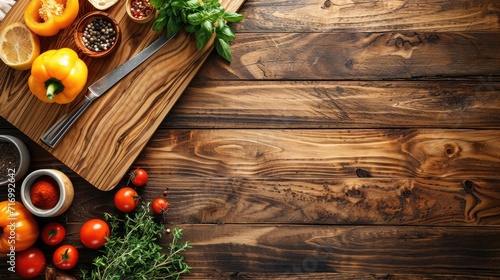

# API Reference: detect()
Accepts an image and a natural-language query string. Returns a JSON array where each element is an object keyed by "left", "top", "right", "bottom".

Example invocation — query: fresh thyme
[
  {"left": 81, "top": 203, "right": 191, "bottom": 280},
  {"left": 150, "top": 0, "right": 244, "bottom": 62}
]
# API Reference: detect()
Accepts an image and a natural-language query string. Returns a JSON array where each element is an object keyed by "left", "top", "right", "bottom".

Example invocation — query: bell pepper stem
[
  {"left": 46, "top": 83, "right": 57, "bottom": 100},
  {"left": 44, "top": 78, "right": 65, "bottom": 101}
]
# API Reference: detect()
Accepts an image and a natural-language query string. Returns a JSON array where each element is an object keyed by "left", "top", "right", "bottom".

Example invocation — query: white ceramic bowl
[
  {"left": 0, "top": 135, "right": 30, "bottom": 186},
  {"left": 21, "top": 169, "right": 74, "bottom": 217}
]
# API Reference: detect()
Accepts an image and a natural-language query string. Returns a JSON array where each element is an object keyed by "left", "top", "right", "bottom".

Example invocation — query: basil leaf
[
  {"left": 203, "top": 0, "right": 220, "bottom": 6},
  {"left": 149, "top": 0, "right": 160, "bottom": 8},
  {"left": 207, "top": 7, "right": 224, "bottom": 21},
  {"left": 184, "top": 0, "right": 201, "bottom": 8},
  {"left": 184, "top": 24, "right": 196, "bottom": 33},
  {"left": 181, "top": 9, "right": 188, "bottom": 23},
  {"left": 201, "top": 20, "right": 214, "bottom": 39},
  {"left": 166, "top": 16, "right": 180, "bottom": 37},
  {"left": 187, "top": 11, "right": 205, "bottom": 26},
  {"left": 215, "top": 37, "right": 232, "bottom": 62},
  {"left": 216, "top": 25, "right": 235, "bottom": 42},
  {"left": 171, "top": 0, "right": 185, "bottom": 9},
  {"left": 195, "top": 28, "right": 210, "bottom": 51},
  {"left": 216, "top": 19, "right": 225, "bottom": 32},
  {"left": 223, "top": 12, "right": 244, "bottom": 23},
  {"left": 152, "top": 12, "right": 168, "bottom": 31}
]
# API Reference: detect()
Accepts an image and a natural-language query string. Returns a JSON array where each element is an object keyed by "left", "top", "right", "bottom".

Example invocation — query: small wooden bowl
[
  {"left": 74, "top": 11, "right": 121, "bottom": 58},
  {"left": 126, "top": 0, "right": 156, "bottom": 24}
]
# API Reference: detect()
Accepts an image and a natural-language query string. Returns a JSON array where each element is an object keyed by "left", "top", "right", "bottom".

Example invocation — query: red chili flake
[{"left": 130, "top": 0, "right": 153, "bottom": 19}]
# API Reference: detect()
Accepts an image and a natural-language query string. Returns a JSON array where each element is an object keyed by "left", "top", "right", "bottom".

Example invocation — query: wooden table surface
[
  {"left": 1, "top": 0, "right": 500, "bottom": 279},
  {"left": 0, "top": 0, "right": 245, "bottom": 191}
]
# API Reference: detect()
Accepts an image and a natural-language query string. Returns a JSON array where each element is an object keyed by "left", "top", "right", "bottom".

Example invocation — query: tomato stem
[
  {"left": 56, "top": 248, "right": 70, "bottom": 264},
  {"left": 48, "top": 228, "right": 58, "bottom": 239}
]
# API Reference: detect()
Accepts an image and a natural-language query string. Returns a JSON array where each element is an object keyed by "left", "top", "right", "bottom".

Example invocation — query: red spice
[
  {"left": 30, "top": 175, "right": 60, "bottom": 209},
  {"left": 130, "top": 0, "right": 153, "bottom": 19}
]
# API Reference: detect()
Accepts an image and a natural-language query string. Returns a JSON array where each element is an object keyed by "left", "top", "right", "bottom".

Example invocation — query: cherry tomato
[
  {"left": 80, "top": 219, "right": 110, "bottom": 249},
  {"left": 41, "top": 222, "right": 66, "bottom": 246},
  {"left": 114, "top": 187, "right": 140, "bottom": 212},
  {"left": 129, "top": 168, "right": 148, "bottom": 187},
  {"left": 16, "top": 247, "right": 46, "bottom": 278},
  {"left": 53, "top": 245, "right": 79, "bottom": 270},
  {"left": 151, "top": 197, "right": 169, "bottom": 215}
]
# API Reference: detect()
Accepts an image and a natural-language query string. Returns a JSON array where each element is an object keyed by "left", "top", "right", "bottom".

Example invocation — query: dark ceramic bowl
[{"left": 0, "top": 135, "right": 30, "bottom": 186}]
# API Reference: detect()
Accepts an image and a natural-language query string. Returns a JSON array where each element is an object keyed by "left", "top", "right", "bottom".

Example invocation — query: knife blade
[{"left": 41, "top": 32, "right": 175, "bottom": 148}]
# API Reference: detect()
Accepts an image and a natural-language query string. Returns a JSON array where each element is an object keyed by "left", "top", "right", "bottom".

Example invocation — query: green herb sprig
[
  {"left": 81, "top": 203, "right": 191, "bottom": 280},
  {"left": 150, "top": 0, "right": 244, "bottom": 62}
]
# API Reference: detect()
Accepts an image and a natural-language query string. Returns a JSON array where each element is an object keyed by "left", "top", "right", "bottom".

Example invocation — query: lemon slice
[
  {"left": 0, "top": 22, "right": 40, "bottom": 71},
  {"left": 88, "top": 0, "right": 119, "bottom": 10}
]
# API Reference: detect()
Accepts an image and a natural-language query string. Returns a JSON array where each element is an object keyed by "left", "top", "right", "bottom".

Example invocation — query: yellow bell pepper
[
  {"left": 28, "top": 48, "right": 88, "bottom": 104},
  {"left": 24, "top": 0, "right": 79, "bottom": 37}
]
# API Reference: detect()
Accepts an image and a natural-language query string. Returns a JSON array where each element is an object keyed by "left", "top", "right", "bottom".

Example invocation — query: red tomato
[
  {"left": 53, "top": 245, "right": 79, "bottom": 270},
  {"left": 114, "top": 187, "right": 140, "bottom": 212},
  {"left": 151, "top": 197, "right": 169, "bottom": 215},
  {"left": 129, "top": 168, "right": 148, "bottom": 187},
  {"left": 80, "top": 219, "right": 110, "bottom": 249},
  {"left": 41, "top": 222, "right": 66, "bottom": 246},
  {"left": 16, "top": 247, "right": 46, "bottom": 278}
]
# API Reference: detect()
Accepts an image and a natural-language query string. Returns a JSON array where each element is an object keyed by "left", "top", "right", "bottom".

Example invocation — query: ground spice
[
  {"left": 30, "top": 175, "right": 60, "bottom": 209},
  {"left": 0, "top": 141, "right": 20, "bottom": 181}
]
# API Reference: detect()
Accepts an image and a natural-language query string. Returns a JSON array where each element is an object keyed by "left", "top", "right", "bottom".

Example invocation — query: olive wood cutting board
[{"left": 0, "top": 0, "right": 245, "bottom": 191}]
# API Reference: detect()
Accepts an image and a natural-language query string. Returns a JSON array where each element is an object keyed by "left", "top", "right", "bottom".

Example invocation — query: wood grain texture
[
  {"left": 0, "top": 145, "right": 497, "bottom": 277},
  {"left": 136, "top": 129, "right": 500, "bottom": 179},
  {"left": 164, "top": 80, "right": 500, "bottom": 129},
  {"left": 1, "top": 131, "right": 497, "bottom": 228},
  {"left": 1, "top": 0, "right": 499, "bottom": 279},
  {"left": 0, "top": 0, "right": 246, "bottom": 191},
  {"left": 1, "top": 220, "right": 498, "bottom": 278},
  {"left": 182, "top": 273, "right": 500, "bottom": 280},
  {"left": 177, "top": 224, "right": 500, "bottom": 276},
  {"left": 236, "top": 0, "right": 500, "bottom": 32},
  {"left": 197, "top": 32, "right": 500, "bottom": 80},
  {"left": 142, "top": 177, "right": 500, "bottom": 226}
]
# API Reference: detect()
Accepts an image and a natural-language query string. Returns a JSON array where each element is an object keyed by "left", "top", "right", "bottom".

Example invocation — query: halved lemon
[{"left": 0, "top": 22, "right": 40, "bottom": 71}]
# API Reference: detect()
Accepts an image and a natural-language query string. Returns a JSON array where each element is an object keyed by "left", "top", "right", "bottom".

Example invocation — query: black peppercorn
[{"left": 82, "top": 18, "right": 117, "bottom": 52}]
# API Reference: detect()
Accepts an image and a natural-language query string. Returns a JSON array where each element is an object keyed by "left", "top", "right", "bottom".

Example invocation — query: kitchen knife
[{"left": 41, "top": 32, "right": 175, "bottom": 148}]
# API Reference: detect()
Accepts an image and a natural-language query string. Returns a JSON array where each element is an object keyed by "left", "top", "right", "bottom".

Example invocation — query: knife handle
[{"left": 41, "top": 96, "right": 93, "bottom": 148}]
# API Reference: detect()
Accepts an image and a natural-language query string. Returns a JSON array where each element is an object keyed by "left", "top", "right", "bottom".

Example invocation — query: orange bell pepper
[
  {"left": 0, "top": 201, "right": 39, "bottom": 254},
  {"left": 23, "top": 0, "right": 79, "bottom": 37},
  {"left": 28, "top": 48, "right": 88, "bottom": 104}
]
